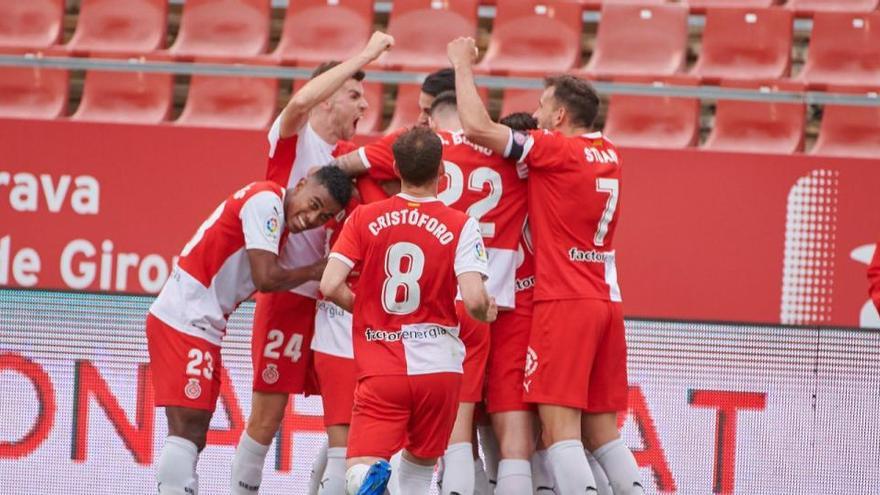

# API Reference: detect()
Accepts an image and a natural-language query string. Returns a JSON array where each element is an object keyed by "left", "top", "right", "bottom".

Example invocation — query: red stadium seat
[
  {"left": 580, "top": 0, "right": 667, "bottom": 8},
  {"left": 796, "top": 12, "right": 880, "bottom": 89},
  {"left": 272, "top": 0, "right": 374, "bottom": 66},
  {"left": 72, "top": 69, "right": 173, "bottom": 123},
  {"left": 703, "top": 82, "right": 806, "bottom": 154},
  {"left": 0, "top": 67, "right": 68, "bottom": 118},
  {"left": 168, "top": 0, "right": 271, "bottom": 60},
  {"left": 0, "top": 0, "right": 64, "bottom": 52},
  {"left": 476, "top": 0, "right": 583, "bottom": 75},
  {"left": 581, "top": 4, "right": 689, "bottom": 80},
  {"left": 65, "top": 0, "right": 168, "bottom": 56},
  {"left": 380, "top": 0, "right": 479, "bottom": 70},
  {"left": 603, "top": 89, "right": 700, "bottom": 149},
  {"left": 500, "top": 88, "right": 543, "bottom": 117},
  {"left": 385, "top": 83, "right": 489, "bottom": 132},
  {"left": 692, "top": 8, "right": 792, "bottom": 82},
  {"left": 811, "top": 92, "right": 880, "bottom": 159},
  {"left": 683, "top": 0, "right": 775, "bottom": 10},
  {"left": 177, "top": 74, "right": 278, "bottom": 129},
  {"left": 787, "top": 0, "right": 879, "bottom": 14}
]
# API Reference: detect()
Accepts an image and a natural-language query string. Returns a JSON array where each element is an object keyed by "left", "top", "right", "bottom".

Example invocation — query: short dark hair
[
  {"left": 313, "top": 165, "right": 353, "bottom": 207},
  {"left": 311, "top": 61, "right": 365, "bottom": 82},
  {"left": 544, "top": 75, "right": 599, "bottom": 129},
  {"left": 392, "top": 127, "right": 443, "bottom": 186},
  {"left": 500, "top": 112, "right": 538, "bottom": 132},
  {"left": 429, "top": 90, "right": 457, "bottom": 116},
  {"left": 421, "top": 68, "right": 455, "bottom": 97}
]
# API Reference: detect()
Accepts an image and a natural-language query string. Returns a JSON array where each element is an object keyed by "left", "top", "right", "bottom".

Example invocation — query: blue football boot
[{"left": 356, "top": 460, "right": 392, "bottom": 495}]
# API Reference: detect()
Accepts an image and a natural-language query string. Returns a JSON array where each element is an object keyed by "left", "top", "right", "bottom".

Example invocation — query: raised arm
[
  {"left": 320, "top": 258, "right": 355, "bottom": 312},
  {"left": 248, "top": 252, "right": 326, "bottom": 292},
  {"left": 447, "top": 37, "right": 512, "bottom": 155},
  {"left": 278, "top": 31, "right": 394, "bottom": 138}
]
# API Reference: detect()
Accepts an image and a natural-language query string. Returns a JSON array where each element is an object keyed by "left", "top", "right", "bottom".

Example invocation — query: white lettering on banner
[
  {"left": 0, "top": 171, "right": 100, "bottom": 215},
  {"left": 59, "top": 238, "right": 173, "bottom": 292},
  {"left": 0, "top": 235, "right": 41, "bottom": 287}
]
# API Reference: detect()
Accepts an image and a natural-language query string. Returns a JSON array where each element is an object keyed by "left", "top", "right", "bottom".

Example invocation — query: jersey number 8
[{"left": 382, "top": 242, "right": 425, "bottom": 315}]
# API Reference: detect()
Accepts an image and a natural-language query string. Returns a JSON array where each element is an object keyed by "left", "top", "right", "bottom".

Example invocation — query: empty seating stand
[
  {"left": 0, "top": 67, "right": 68, "bottom": 118},
  {"left": 703, "top": 81, "right": 806, "bottom": 154},
  {"left": 380, "top": 0, "right": 479, "bottom": 70},
  {"left": 168, "top": 0, "right": 271, "bottom": 60},
  {"left": 65, "top": 0, "right": 168, "bottom": 56},
  {"left": 683, "top": 0, "right": 775, "bottom": 11},
  {"left": 500, "top": 88, "right": 543, "bottom": 117},
  {"left": 72, "top": 69, "right": 173, "bottom": 124},
  {"left": 787, "top": 0, "right": 880, "bottom": 15},
  {"left": 581, "top": 4, "right": 689, "bottom": 80},
  {"left": 0, "top": 0, "right": 64, "bottom": 53},
  {"left": 797, "top": 12, "right": 880, "bottom": 89},
  {"left": 476, "top": 0, "right": 583, "bottom": 75},
  {"left": 603, "top": 78, "right": 701, "bottom": 149},
  {"left": 271, "top": 0, "right": 374, "bottom": 66},
  {"left": 691, "top": 7, "right": 793, "bottom": 83},
  {"left": 176, "top": 72, "right": 278, "bottom": 129},
  {"left": 811, "top": 88, "right": 880, "bottom": 159}
]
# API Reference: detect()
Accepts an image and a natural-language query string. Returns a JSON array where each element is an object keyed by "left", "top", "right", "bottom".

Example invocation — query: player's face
[
  {"left": 533, "top": 86, "right": 561, "bottom": 130},
  {"left": 417, "top": 91, "right": 434, "bottom": 127},
  {"left": 286, "top": 178, "right": 343, "bottom": 233},
  {"left": 329, "top": 79, "right": 368, "bottom": 141}
]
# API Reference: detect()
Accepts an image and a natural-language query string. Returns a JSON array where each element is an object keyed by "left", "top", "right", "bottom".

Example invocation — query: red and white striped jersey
[
  {"left": 150, "top": 181, "right": 286, "bottom": 345},
  {"left": 358, "top": 129, "right": 527, "bottom": 309},
  {"left": 330, "top": 194, "right": 489, "bottom": 377},
  {"left": 507, "top": 129, "right": 623, "bottom": 303},
  {"left": 266, "top": 117, "right": 357, "bottom": 298}
]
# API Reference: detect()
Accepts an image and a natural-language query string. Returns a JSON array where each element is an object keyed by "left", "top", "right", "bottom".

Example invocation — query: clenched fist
[
  {"left": 361, "top": 31, "right": 395, "bottom": 61},
  {"left": 447, "top": 37, "right": 478, "bottom": 67}
]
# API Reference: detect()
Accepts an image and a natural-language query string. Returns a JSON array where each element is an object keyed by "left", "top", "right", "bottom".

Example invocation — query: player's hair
[
  {"left": 421, "top": 68, "right": 455, "bottom": 97},
  {"left": 392, "top": 127, "right": 443, "bottom": 187},
  {"left": 429, "top": 90, "right": 457, "bottom": 116},
  {"left": 312, "top": 165, "right": 353, "bottom": 207},
  {"left": 500, "top": 112, "right": 538, "bottom": 132},
  {"left": 311, "top": 61, "right": 365, "bottom": 82},
  {"left": 544, "top": 75, "right": 599, "bottom": 129}
]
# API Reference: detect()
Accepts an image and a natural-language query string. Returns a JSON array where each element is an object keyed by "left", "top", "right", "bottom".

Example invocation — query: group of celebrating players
[{"left": 145, "top": 32, "right": 645, "bottom": 495}]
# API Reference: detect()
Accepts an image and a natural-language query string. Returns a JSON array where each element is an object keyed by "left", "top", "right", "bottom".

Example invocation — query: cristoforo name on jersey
[
  {"left": 367, "top": 209, "right": 456, "bottom": 245},
  {"left": 568, "top": 247, "right": 611, "bottom": 263},
  {"left": 0, "top": 171, "right": 100, "bottom": 214},
  {"left": 365, "top": 326, "right": 450, "bottom": 342}
]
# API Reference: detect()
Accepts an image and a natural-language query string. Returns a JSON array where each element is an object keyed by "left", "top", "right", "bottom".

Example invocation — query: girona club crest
[
  {"left": 262, "top": 364, "right": 279, "bottom": 385},
  {"left": 524, "top": 346, "right": 538, "bottom": 377},
  {"left": 184, "top": 378, "right": 202, "bottom": 400}
]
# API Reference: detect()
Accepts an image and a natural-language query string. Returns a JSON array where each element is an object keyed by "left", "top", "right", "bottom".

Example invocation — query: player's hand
[
  {"left": 447, "top": 37, "right": 478, "bottom": 67},
  {"left": 361, "top": 31, "right": 395, "bottom": 61},
  {"left": 308, "top": 258, "right": 329, "bottom": 281},
  {"left": 485, "top": 297, "right": 498, "bottom": 323}
]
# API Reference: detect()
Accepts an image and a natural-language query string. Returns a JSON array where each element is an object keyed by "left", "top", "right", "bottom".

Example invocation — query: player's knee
[
  {"left": 246, "top": 407, "right": 286, "bottom": 443},
  {"left": 167, "top": 411, "right": 211, "bottom": 450}
]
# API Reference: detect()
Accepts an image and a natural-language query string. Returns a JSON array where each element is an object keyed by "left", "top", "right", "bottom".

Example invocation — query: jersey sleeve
[
  {"left": 869, "top": 242, "right": 880, "bottom": 312},
  {"left": 357, "top": 129, "right": 404, "bottom": 181},
  {"left": 505, "top": 129, "right": 566, "bottom": 170},
  {"left": 454, "top": 217, "right": 490, "bottom": 278},
  {"left": 240, "top": 190, "right": 285, "bottom": 254},
  {"left": 329, "top": 208, "right": 364, "bottom": 268},
  {"left": 265, "top": 116, "right": 300, "bottom": 185}
]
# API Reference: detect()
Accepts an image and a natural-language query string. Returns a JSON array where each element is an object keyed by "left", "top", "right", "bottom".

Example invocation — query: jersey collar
[{"left": 397, "top": 192, "right": 440, "bottom": 203}]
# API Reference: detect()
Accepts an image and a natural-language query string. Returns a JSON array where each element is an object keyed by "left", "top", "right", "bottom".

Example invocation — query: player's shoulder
[{"left": 228, "top": 181, "right": 284, "bottom": 206}]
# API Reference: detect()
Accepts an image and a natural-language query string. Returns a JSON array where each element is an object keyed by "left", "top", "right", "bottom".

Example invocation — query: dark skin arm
[{"left": 247, "top": 250, "right": 327, "bottom": 292}]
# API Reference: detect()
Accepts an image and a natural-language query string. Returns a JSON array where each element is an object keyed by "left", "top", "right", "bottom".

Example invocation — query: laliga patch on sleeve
[
  {"left": 265, "top": 216, "right": 281, "bottom": 240},
  {"left": 474, "top": 240, "right": 488, "bottom": 262}
]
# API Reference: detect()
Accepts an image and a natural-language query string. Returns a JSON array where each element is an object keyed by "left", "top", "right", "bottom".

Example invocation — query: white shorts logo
[
  {"left": 524, "top": 346, "right": 538, "bottom": 378},
  {"left": 262, "top": 364, "right": 279, "bottom": 384},
  {"left": 184, "top": 378, "right": 202, "bottom": 400}
]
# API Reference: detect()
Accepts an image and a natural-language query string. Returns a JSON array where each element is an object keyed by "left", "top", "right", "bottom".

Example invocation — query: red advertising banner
[{"left": 1, "top": 119, "right": 878, "bottom": 327}]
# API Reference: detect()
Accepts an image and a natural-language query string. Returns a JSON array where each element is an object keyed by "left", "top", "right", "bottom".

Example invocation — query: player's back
[
  {"left": 437, "top": 130, "right": 527, "bottom": 308},
  {"left": 522, "top": 130, "right": 622, "bottom": 302},
  {"left": 334, "top": 193, "right": 485, "bottom": 377},
  {"left": 150, "top": 181, "right": 285, "bottom": 344}
]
